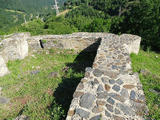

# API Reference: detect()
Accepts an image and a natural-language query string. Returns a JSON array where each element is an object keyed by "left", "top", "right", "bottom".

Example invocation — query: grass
[
  {"left": 0, "top": 48, "right": 96, "bottom": 120},
  {"left": 0, "top": 47, "right": 159, "bottom": 120},
  {"left": 131, "top": 50, "right": 160, "bottom": 120},
  {"left": 42, "top": 39, "right": 47, "bottom": 44}
]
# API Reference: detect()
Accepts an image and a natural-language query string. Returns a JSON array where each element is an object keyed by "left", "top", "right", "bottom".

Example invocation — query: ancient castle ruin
[{"left": 0, "top": 32, "right": 148, "bottom": 120}]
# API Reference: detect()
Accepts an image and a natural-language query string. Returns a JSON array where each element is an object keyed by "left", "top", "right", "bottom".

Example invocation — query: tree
[
  {"left": 86, "top": 18, "right": 111, "bottom": 32},
  {"left": 120, "top": 0, "right": 160, "bottom": 50}
]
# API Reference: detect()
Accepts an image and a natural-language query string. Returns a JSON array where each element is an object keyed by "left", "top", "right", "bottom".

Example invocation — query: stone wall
[
  {"left": 0, "top": 32, "right": 111, "bottom": 76},
  {"left": 27, "top": 33, "right": 111, "bottom": 52},
  {"left": 66, "top": 34, "right": 148, "bottom": 120},
  {"left": 1, "top": 32, "right": 109, "bottom": 76},
  {"left": 0, "top": 32, "right": 147, "bottom": 119}
]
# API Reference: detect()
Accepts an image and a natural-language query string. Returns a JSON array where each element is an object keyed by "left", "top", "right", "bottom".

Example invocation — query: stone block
[
  {"left": 0, "top": 56, "right": 9, "bottom": 77},
  {"left": 0, "top": 33, "right": 29, "bottom": 62}
]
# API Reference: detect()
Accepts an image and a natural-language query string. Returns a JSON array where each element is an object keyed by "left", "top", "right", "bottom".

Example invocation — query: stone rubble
[
  {"left": 0, "top": 96, "right": 9, "bottom": 104},
  {"left": 14, "top": 115, "right": 29, "bottom": 120},
  {"left": 0, "top": 87, "right": 10, "bottom": 104}
]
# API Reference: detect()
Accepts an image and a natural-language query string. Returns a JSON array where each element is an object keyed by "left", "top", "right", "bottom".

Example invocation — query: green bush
[
  {"left": 86, "top": 18, "right": 111, "bottom": 32},
  {"left": 18, "top": 19, "right": 45, "bottom": 35}
]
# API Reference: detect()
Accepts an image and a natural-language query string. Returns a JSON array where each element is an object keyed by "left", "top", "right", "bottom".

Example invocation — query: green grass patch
[
  {"left": 131, "top": 50, "right": 160, "bottom": 119},
  {"left": 42, "top": 39, "right": 47, "bottom": 44},
  {"left": 0, "top": 48, "right": 96, "bottom": 120}
]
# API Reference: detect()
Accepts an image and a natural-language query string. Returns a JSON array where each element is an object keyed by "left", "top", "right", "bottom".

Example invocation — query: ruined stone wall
[
  {"left": 0, "top": 33, "right": 29, "bottom": 62},
  {"left": 27, "top": 33, "right": 110, "bottom": 52},
  {"left": 66, "top": 34, "right": 148, "bottom": 120},
  {"left": 0, "top": 33, "right": 29, "bottom": 76},
  {"left": 0, "top": 32, "right": 106, "bottom": 76},
  {"left": 0, "top": 32, "right": 148, "bottom": 120}
]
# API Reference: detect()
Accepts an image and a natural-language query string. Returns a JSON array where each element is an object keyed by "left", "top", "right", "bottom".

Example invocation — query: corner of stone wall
[{"left": 120, "top": 34, "right": 141, "bottom": 55}]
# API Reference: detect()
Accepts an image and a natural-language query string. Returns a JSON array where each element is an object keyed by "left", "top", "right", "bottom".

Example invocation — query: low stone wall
[
  {"left": 66, "top": 34, "right": 148, "bottom": 120},
  {"left": 0, "top": 32, "right": 104, "bottom": 76},
  {"left": 27, "top": 33, "right": 111, "bottom": 52},
  {"left": 0, "top": 32, "right": 109, "bottom": 76}
]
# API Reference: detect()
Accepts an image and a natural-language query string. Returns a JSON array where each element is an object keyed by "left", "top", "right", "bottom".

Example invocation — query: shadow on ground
[{"left": 51, "top": 39, "right": 101, "bottom": 119}]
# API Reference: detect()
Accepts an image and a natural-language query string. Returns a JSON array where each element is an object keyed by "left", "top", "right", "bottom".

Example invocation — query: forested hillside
[
  {"left": 0, "top": 8, "right": 24, "bottom": 34},
  {"left": 0, "top": 0, "right": 66, "bottom": 34}
]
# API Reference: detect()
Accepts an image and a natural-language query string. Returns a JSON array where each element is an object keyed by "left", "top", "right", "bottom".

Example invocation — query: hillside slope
[{"left": 0, "top": 0, "right": 66, "bottom": 34}]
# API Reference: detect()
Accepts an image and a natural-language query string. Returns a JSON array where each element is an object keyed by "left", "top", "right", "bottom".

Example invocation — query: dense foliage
[
  {"left": 0, "top": 0, "right": 54, "bottom": 13},
  {"left": 17, "top": 17, "right": 78, "bottom": 35},
  {"left": 0, "top": 8, "right": 24, "bottom": 34},
  {"left": 122, "top": 0, "right": 160, "bottom": 51},
  {"left": 9, "top": 0, "right": 159, "bottom": 51},
  {"left": 64, "top": 0, "right": 160, "bottom": 51}
]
